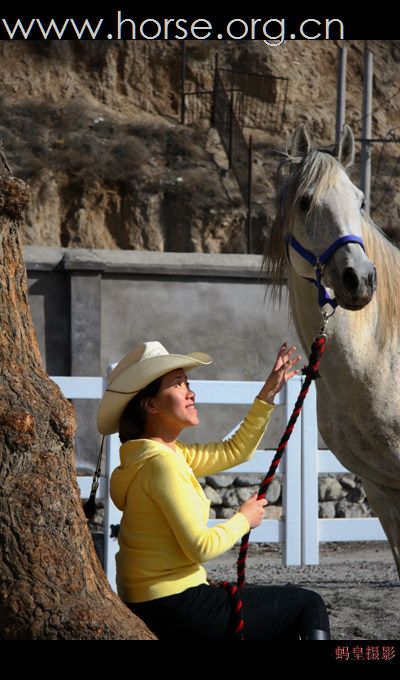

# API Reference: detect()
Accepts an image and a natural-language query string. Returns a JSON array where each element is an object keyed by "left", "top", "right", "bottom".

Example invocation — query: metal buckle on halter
[{"left": 316, "top": 307, "right": 334, "bottom": 338}]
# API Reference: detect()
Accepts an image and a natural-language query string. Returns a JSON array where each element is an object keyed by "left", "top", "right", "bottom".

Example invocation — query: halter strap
[{"left": 285, "top": 234, "right": 365, "bottom": 310}]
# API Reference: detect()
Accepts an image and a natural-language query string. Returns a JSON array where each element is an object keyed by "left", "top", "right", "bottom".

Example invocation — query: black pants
[{"left": 127, "top": 583, "right": 330, "bottom": 640}]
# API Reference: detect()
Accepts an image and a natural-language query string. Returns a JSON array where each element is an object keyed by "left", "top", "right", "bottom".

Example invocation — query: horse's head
[{"left": 273, "top": 123, "right": 376, "bottom": 312}]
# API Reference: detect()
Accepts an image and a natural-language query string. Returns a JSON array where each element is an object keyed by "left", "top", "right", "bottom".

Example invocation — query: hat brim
[{"left": 97, "top": 352, "right": 212, "bottom": 435}]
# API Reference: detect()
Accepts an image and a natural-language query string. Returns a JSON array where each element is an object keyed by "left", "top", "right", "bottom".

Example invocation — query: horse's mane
[
  {"left": 261, "top": 148, "right": 400, "bottom": 345},
  {"left": 357, "top": 213, "right": 400, "bottom": 345}
]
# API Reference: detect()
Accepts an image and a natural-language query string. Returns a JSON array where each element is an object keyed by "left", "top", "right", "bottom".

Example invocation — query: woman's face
[{"left": 143, "top": 368, "right": 199, "bottom": 431}]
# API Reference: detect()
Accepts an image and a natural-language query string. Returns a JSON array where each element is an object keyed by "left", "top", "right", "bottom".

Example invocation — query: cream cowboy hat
[{"left": 97, "top": 341, "right": 213, "bottom": 435}]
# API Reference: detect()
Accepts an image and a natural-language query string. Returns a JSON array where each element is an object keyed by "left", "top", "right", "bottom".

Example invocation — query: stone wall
[
  {"left": 87, "top": 471, "right": 376, "bottom": 567},
  {"left": 195, "top": 472, "right": 375, "bottom": 521}
]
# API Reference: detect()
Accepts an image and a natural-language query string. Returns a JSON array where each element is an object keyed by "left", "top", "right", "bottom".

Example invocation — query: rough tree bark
[{"left": 0, "top": 148, "right": 156, "bottom": 639}]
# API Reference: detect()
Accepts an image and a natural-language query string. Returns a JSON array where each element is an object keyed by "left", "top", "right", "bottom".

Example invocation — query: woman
[{"left": 97, "top": 340, "right": 331, "bottom": 640}]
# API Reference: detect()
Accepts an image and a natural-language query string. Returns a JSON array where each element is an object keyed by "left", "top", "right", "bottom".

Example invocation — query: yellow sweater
[{"left": 110, "top": 397, "right": 274, "bottom": 603}]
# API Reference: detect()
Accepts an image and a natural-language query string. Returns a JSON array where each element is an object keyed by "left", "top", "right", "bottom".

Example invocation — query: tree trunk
[{"left": 0, "top": 152, "right": 156, "bottom": 639}]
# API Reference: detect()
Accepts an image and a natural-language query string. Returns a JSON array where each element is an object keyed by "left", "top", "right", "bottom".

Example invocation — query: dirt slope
[{"left": 0, "top": 40, "right": 399, "bottom": 252}]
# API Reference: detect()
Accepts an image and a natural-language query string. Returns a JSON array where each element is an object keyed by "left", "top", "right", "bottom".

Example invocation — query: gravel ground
[{"left": 203, "top": 541, "right": 400, "bottom": 640}]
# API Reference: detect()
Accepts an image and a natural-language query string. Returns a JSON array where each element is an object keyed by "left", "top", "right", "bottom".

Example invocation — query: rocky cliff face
[{"left": 0, "top": 40, "right": 399, "bottom": 253}]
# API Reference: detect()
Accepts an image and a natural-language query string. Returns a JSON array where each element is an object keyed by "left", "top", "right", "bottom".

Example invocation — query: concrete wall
[{"left": 24, "top": 247, "right": 302, "bottom": 475}]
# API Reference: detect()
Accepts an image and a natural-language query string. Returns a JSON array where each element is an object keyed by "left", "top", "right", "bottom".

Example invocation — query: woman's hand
[
  {"left": 239, "top": 492, "right": 268, "bottom": 529},
  {"left": 257, "top": 342, "right": 302, "bottom": 405}
]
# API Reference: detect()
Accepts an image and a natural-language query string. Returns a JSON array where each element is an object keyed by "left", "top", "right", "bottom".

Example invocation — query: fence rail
[
  {"left": 51, "top": 374, "right": 387, "bottom": 594},
  {"left": 300, "top": 383, "right": 386, "bottom": 564}
]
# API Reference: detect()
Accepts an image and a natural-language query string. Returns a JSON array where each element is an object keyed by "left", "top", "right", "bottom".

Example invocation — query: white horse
[{"left": 263, "top": 123, "right": 400, "bottom": 578}]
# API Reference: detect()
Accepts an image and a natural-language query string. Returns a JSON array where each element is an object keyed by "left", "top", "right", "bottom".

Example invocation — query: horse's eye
[{"left": 299, "top": 196, "right": 311, "bottom": 212}]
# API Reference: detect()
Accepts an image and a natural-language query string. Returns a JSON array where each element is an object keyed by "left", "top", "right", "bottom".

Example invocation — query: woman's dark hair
[{"left": 118, "top": 376, "right": 163, "bottom": 443}]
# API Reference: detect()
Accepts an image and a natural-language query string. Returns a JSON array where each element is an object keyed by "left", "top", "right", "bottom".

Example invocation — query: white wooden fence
[{"left": 52, "top": 373, "right": 387, "bottom": 594}]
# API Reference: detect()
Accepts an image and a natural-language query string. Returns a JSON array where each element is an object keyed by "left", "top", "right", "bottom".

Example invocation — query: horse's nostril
[{"left": 342, "top": 266, "right": 359, "bottom": 291}]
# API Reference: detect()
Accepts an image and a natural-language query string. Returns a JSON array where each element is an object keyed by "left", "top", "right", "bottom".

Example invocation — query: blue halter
[{"left": 285, "top": 234, "right": 365, "bottom": 311}]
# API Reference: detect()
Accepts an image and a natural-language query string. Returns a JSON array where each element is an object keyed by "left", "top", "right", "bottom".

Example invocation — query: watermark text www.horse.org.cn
[{"left": 0, "top": 14, "right": 345, "bottom": 44}]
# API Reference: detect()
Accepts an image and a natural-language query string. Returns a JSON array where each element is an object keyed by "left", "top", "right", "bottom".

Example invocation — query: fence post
[
  {"left": 301, "top": 380, "right": 319, "bottom": 565},
  {"left": 360, "top": 48, "right": 373, "bottom": 214},
  {"left": 282, "top": 377, "right": 302, "bottom": 566},
  {"left": 102, "top": 363, "right": 122, "bottom": 593},
  {"left": 104, "top": 432, "right": 122, "bottom": 593},
  {"left": 211, "top": 52, "right": 219, "bottom": 128},
  {"left": 335, "top": 45, "right": 347, "bottom": 145},
  {"left": 180, "top": 41, "right": 187, "bottom": 125},
  {"left": 228, "top": 92, "right": 234, "bottom": 169},
  {"left": 247, "top": 135, "right": 253, "bottom": 254}
]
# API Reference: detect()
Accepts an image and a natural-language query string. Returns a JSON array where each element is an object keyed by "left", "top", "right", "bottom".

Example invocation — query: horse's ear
[
  {"left": 290, "top": 123, "right": 311, "bottom": 158},
  {"left": 336, "top": 124, "right": 355, "bottom": 168}
]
